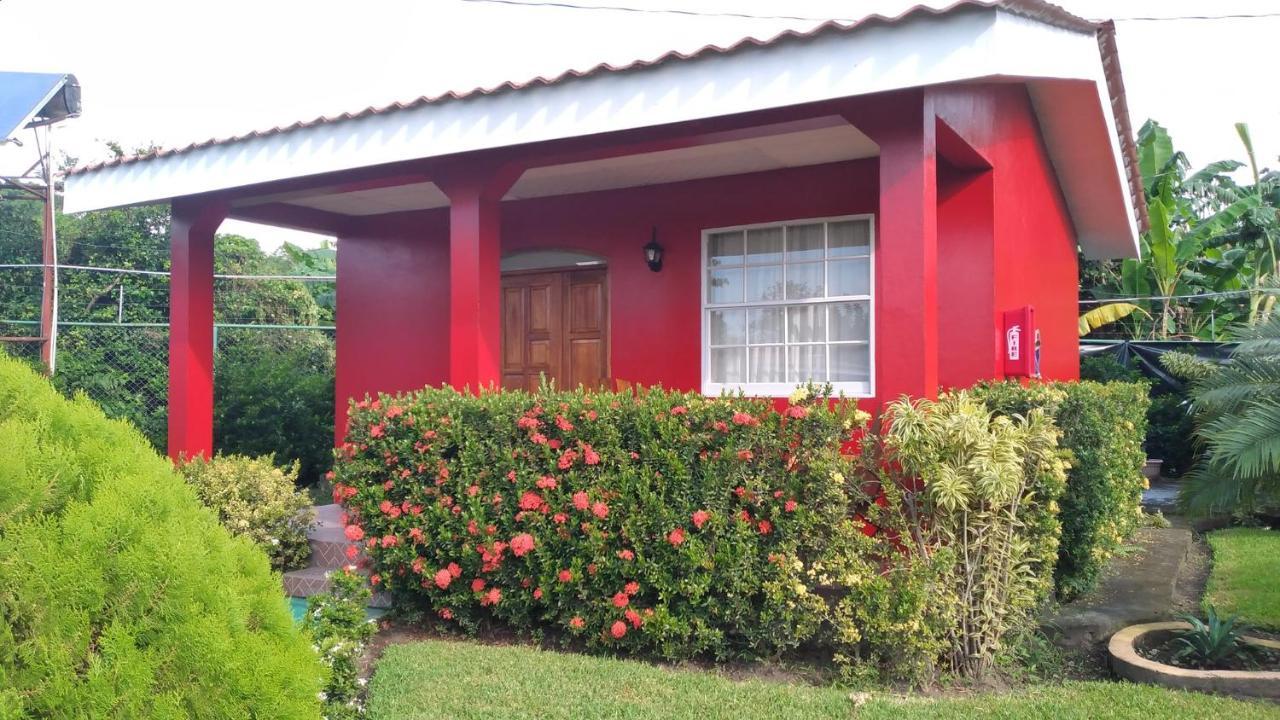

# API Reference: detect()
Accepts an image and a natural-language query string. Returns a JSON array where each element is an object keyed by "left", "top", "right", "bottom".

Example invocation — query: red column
[
  {"left": 437, "top": 166, "right": 520, "bottom": 391},
  {"left": 845, "top": 93, "right": 940, "bottom": 402},
  {"left": 168, "top": 197, "right": 226, "bottom": 461}
]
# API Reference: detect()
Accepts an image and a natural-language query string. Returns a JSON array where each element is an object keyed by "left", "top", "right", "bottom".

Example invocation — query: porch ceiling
[{"left": 250, "top": 121, "right": 878, "bottom": 217}]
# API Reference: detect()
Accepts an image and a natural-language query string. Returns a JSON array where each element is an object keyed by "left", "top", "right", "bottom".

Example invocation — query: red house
[{"left": 63, "top": 0, "right": 1145, "bottom": 462}]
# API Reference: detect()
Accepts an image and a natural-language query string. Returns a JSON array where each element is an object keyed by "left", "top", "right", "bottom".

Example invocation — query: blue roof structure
[{"left": 0, "top": 72, "right": 80, "bottom": 140}]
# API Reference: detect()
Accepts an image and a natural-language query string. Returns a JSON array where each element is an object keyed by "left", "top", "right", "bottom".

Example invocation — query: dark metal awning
[{"left": 0, "top": 72, "right": 81, "bottom": 140}]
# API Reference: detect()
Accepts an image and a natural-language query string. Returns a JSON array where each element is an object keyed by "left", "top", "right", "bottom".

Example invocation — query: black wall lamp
[{"left": 644, "top": 227, "right": 664, "bottom": 272}]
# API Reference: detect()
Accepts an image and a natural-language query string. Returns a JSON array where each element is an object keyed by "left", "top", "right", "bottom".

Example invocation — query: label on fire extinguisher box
[{"left": 1003, "top": 306, "right": 1039, "bottom": 378}]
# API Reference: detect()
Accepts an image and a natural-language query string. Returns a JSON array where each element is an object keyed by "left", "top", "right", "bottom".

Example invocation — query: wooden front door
[{"left": 501, "top": 268, "right": 608, "bottom": 391}]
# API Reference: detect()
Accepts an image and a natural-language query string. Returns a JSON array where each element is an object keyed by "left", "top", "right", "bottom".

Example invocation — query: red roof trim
[{"left": 1096, "top": 20, "right": 1149, "bottom": 233}]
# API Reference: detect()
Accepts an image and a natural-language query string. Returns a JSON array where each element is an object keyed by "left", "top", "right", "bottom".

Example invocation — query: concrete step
[
  {"left": 306, "top": 503, "right": 360, "bottom": 569},
  {"left": 309, "top": 538, "right": 354, "bottom": 570},
  {"left": 283, "top": 565, "right": 333, "bottom": 598},
  {"left": 283, "top": 565, "right": 392, "bottom": 608}
]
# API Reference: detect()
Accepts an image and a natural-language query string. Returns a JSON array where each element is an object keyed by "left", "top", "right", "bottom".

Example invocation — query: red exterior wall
[
  {"left": 334, "top": 211, "right": 450, "bottom": 441},
  {"left": 930, "top": 84, "right": 1080, "bottom": 386},
  {"left": 332, "top": 84, "right": 1080, "bottom": 436}
]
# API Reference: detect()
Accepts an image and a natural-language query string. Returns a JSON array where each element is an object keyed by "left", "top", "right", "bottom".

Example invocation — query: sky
[{"left": 1, "top": 0, "right": 1277, "bottom": 252}]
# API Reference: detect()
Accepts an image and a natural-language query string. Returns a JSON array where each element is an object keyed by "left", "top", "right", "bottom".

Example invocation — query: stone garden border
[{"left": 1109, "top": 621, "right": 1280, "bottom": 699}]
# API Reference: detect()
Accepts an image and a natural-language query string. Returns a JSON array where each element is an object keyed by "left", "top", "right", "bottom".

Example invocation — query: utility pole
[
  {"left": 37, "top": 123, "right": 58, "bottom": 374},
  {"left": 0, "top": 72, "right": 78, "bottom": 375}
]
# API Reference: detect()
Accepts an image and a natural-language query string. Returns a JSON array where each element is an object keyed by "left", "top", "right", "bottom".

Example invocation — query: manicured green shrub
[
  {"left": 304, "top": 568, "right": 376, "bottom": 720},
  {"left": 0, "top": 354, "right": 323, "bottom": 717},
  {"left": 973, "top": 380, "right": 1149, "bottom": 600},
  {"left": 179, "top": 453, "right": 315, "bottom": 571}
]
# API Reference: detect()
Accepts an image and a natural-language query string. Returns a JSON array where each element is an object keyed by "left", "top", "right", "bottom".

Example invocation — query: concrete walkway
[{"left": 1045, "top": 526, "right": 1197, "bottom": 648}]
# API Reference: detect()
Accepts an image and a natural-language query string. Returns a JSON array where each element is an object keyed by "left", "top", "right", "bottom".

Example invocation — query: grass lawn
[
  {"left": 366, "top": 639, "right": 1280, "bottom": 720},
  {"left": 1205, "top": 528, "right": 1280, "bottom": 628}
]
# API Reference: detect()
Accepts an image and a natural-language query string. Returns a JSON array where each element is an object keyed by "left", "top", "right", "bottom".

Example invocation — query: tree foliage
[
  {"left": 1182, "top": 315, "right": 1280, "bottom": 515},
  {"left": 1082, "top": 121, "right": 1280, "bottom": 340}
]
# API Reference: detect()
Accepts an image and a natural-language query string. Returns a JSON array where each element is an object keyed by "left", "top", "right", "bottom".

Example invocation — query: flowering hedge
[{"left": 334, "top": 385, "right": 867, "bottom": 660}]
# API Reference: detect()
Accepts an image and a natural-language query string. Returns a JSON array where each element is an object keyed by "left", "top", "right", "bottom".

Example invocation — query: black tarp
[{"left": 1080, "top": 340, "right": 1236, "bottom": 392}]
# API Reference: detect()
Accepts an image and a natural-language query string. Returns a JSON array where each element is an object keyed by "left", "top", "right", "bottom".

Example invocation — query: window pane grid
[{"left": 705, "top": 217, "right": 872, "bottom": 390}]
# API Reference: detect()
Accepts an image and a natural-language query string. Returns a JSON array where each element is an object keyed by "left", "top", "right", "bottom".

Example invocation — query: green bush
[
  {"left": 179, "top": 453, "right": 315, "bottom": 571},
  {"left": 842, "top": 393, "right": 1067, "bottom": 678},
  {"left": 215, "top": 330, "right": 336, "bottom": 485},
  {"left": 304, "top": 568, "right": 376, "bottom": 719},
  {"left": 333, "top": 383, "right": 1066, "bottom": 682},
  {"left": 334, "top": 384, "right": 865, "bottom": 662},
  {"left": 0, "top": 354, "right": 323, "bottom": 717},
  {"left": 973, "top": 380, "right": 1149, "bottom": 599}
]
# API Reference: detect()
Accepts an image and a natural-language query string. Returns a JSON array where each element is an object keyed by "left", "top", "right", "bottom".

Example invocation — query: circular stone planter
[{"left": 1109, "top": 621, "right": 1280, "bottom": 699}]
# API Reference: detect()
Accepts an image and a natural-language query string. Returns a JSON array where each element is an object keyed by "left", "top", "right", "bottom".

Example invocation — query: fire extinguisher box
[{"left": 1003, "top": 306, "right": 1041, "bottom": 378}]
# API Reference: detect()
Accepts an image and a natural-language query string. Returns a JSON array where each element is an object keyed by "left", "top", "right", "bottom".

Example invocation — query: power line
[
  {"left": 1111, "top": 12, "right": 1280, "bottom": 22},
  {"left": 454, "top": 0, "right": 851, "bottom": 22},
  {"left": 454, "top": 0, "right": 1280, "bottom": 24}
]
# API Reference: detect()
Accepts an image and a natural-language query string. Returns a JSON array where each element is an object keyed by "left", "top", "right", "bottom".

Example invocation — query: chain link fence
[{"left": 1, "top": 319, "right": 335, "bottom": 466}]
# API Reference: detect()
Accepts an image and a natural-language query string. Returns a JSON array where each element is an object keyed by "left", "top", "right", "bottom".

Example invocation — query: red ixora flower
[
  {"left": 369, "top": 423, "right": 385, "bottom": 437},
  {"left": 434, "top": 568, "right": 452, "bottom": 589},
  {"left": 591, "top": 501, "right": 610, "bottom": 519},
  {"left": 573, "top": 492, "right": 590, "bottom": 511},
  {"left": 617, "top": 549, "right": 634, "bottom": 561},
  {"left": 533, "top": 587, "right": 543, "bottom": 600},
  {"left": 556, "top": 414, "right": 574, "bottom": 432},
  {"left": 558, "top": 449, "right": 578, "bottom": 470},
  {"left": 667, "top": 528, "right": 686, "bottom": 546},
  {"left": 481, "top": 588, "right": 501, "bottom": 606},
  {"left": 757, "top": 519, "right": 773, "bottom": 535},
  {"left": 570, "top": 616, "right": 586, "bottom": 630},
  {"left": 692, "top": 510, "right": 710, "bottom": 529},
  {"left": 344, "top": 524, "right": 365, "bottom": 541},
  {"left": 731, "top": 411, "right": 759, "bottom": 427},
  {"left": 471, "top": 578, "right": 486, "bottom": 593},
  {"left": 625, "top": 609, "right": 643, "bottom": 628},
  {"left": 439, "top": 607, "right": 453, "bottom": 620},
  {"left": 612, "top": 592, "right": 629, "bottom": 608},
  {"left": 519, "top": 491, "right": 545, "bottom": 512},
  {"left": 786, "top": 405, "right": 809, "bottom": 419},
  {"left": 536, "top": 476, "right": 558, "bottom": 490},
  {"left": 737, "top": 449, "right": 754, "bottom": 461},
  {"left": 610, "top": 620, "right": 628, "bottom": 639},
  {"left": 583, "top": 444, "right": 601, "bottom": 465},
  {"left": 670, "top": 405, "right": 688, "bottom": 415},
  {"left": 510, "top": 533, "right": 536, "bottom": 557},
  {"left": 624, "top": 581, "right": 640, "bottom": 595},
  {"left": 558, "top": 569, "right": 573, "bottom": 583},
  {"left": 447, "top": 562, "right": 462, "bottom": 578},
  {"left": 784, "top": 500, "right": 798, "bottom": 512}
]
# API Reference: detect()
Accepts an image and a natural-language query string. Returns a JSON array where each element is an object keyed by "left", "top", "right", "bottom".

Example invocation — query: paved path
[{"left": 1045, "top": 526, "right": 1195, "bottom": 648}]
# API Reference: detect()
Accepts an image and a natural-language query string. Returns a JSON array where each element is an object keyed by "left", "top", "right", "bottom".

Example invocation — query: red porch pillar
[
  {"left": 436, "top": 166, "right": 520, "bottom": 391},
  {"left": 845, "top": 93, "right": 940, "bottom": 401},
  {"left": 168, "top": 197, "right": 226, "bottom": 461}
]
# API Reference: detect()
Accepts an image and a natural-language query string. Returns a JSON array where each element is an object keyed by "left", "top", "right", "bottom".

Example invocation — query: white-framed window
[{"left": 701, "top": 214, "right": 874, "bottom": 397}]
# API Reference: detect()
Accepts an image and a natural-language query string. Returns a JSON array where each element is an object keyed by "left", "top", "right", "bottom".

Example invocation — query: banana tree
[{"left": 1114, "top": 122, "right": 1264, "bottom": 339}]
